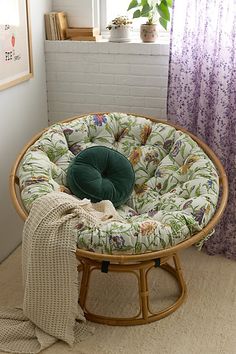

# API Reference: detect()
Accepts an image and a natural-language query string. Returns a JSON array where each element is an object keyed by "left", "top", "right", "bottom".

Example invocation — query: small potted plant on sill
[
  {"left": 127, "top": 0, "right": 172, "bottom": 43},
  {"left": 106, "top": 16, "right": 133, "bottom": 43}
]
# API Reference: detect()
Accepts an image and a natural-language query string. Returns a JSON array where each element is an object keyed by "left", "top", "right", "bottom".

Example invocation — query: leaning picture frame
[{"left": 0, "top": 0, "right": 33, "bottom": 91}]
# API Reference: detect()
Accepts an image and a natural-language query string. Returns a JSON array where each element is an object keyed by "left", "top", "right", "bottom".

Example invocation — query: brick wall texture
[{"left": 45, "top": 41, "right": 169, "bottom": 124}]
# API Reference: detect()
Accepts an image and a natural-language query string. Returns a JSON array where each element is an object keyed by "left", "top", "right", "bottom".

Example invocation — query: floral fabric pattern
[
  {"left": 93, "top": 114, "right": 107, "bottom": 126},
  {"left": 18, "top": 112, "right": 219, "bottom": 254},
  {"left": 167, "top": 0, "right": 236, "bottom": 259}
]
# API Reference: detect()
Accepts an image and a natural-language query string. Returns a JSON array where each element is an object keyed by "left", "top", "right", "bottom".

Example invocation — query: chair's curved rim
[{"left": 9, "top": 112, "right": 228, "bottom": 262}]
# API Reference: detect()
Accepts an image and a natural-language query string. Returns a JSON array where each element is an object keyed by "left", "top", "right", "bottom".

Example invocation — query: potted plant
[
  {"left": 127, "top": 0, "right": 172, "bottom": 42},
  {"left": 106, "top": 16, "right": 133, "bottom": 43}
]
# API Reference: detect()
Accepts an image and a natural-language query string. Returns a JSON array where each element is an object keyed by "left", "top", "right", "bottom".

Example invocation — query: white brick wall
[{"left": 45, "top": 41, "right": 170, "bottom": 124}]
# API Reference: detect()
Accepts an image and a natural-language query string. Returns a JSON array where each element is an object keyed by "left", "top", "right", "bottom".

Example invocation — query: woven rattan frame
[
  {"left": 9, "top": 113, "right": 228, "bottom": 325},
  {"left": 77, "top": 253, "right": 187, "bottom": 325}
]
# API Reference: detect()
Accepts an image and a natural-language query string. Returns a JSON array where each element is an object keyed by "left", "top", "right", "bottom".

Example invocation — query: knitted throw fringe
[{"left": 0, "top": 192, "right": 121, "bottom": 353}]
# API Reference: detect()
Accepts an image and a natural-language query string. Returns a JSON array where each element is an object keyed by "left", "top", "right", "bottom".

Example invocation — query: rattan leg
[
  {"left": 173, "top": 253, "right": 186, "bottom": 290},
  {"left": 77, "top": 253, "right": 187, "bottom": 326},
  {"left": 79, "top": 261, "right": 91, "bottom": 309},
  {"left": 139, "top": 268, "right": 149, "bottom": 321}
]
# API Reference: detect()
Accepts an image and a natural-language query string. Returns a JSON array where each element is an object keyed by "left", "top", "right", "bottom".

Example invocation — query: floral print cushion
[{"left": 17, "top": 112, "right": 219, "bottom": 254}]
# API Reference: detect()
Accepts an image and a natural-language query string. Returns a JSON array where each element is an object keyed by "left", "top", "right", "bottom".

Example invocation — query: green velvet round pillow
[{"left": 66, "top": 146, "right": 135, "bottom": 207}]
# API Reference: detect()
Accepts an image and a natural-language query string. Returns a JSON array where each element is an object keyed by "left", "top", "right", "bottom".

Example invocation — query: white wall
[
  {"left": 45, "top": 41, "right": 169, "bottom": 124},
  {"left": 0, "top": 0, "right": 52, "bottom": 262}
]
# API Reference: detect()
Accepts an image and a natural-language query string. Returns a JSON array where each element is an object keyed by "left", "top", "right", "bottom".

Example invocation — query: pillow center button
[{"left": 102, "top": 170, "right": 108, "bottom": 178}]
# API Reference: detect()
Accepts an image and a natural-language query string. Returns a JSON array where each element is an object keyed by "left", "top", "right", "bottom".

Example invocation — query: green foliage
[
  {"left": 127, "top": 0, "right": 172, "bottom": 29},
  {"left": 156, "top": 0, "right": 170, "bottom": 21}
]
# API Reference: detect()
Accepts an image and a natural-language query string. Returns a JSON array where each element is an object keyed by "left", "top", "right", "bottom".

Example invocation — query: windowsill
[{"left": 45, "top": 38, "right": 170, "bottom": 56}]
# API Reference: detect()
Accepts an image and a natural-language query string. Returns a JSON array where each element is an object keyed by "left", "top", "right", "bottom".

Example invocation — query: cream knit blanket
[{"left": 0, "top": 192, "right": 122, "bottom": 353}]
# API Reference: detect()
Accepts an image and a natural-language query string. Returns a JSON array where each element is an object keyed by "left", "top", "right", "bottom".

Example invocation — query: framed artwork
[{"left": 0, "top": 0, "right": 33, "bottom": 91}]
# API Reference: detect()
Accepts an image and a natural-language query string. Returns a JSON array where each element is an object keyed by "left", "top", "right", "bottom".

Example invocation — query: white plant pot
[{"left": 109, "top": 25, "right": 132, "bottom": 43}]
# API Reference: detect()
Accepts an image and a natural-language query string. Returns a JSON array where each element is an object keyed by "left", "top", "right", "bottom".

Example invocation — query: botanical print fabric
[
  {"left": 167, "top": 0, "right": 236, "bottom": 259},
  {"left": 17, "top": 113, "right": 219, "bottom": 254}
]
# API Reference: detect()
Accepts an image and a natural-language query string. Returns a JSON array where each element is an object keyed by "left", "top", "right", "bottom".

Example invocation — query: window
[
  {"left": 100, "top": 0, "right": 131, "bottom": 32},
  {"left": 100, "top": 0, "right": 170, "bottom": 40}
]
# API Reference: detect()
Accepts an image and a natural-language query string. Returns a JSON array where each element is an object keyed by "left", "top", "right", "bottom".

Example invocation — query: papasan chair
[{"left": 10, "top": 112, "right": 228, "bottom": 325}]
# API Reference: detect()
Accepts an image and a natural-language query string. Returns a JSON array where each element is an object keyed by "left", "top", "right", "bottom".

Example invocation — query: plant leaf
[
  {"left": 156, "top": 0, "right": 170, "bottom": 21},
  {"left": 141, "top": 3, "right": 152, "bottom": 17},
  {"left": 159, "top": 17, "right": 168, "bottom": 30},
  {"left": 133, "top": 9, "right": 141, "bottom": 18},
  {"left": 127, "top": 0, "right": 139, "bottom": 11},
  {"left": 166, "top": 0, "right": 172, "bottom": 7}
]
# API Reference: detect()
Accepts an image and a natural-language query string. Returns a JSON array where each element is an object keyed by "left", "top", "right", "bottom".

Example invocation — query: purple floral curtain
[{"left": 167, "top": 0, "right": 236, "bottom": 259}]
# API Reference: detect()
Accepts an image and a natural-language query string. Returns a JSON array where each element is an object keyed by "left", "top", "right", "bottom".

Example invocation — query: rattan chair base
[{"left": 77, "top": 252, "right": 187, "bottom": 326}]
